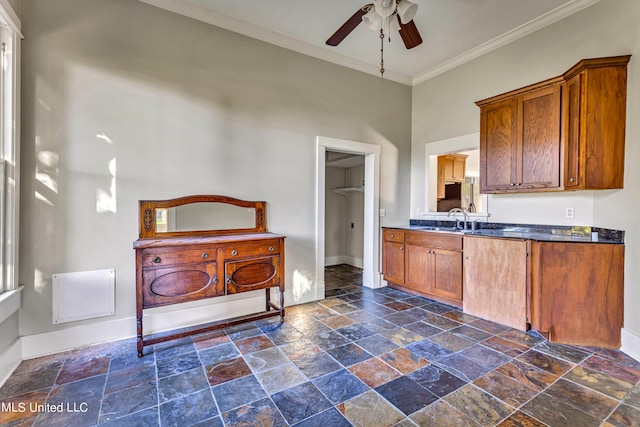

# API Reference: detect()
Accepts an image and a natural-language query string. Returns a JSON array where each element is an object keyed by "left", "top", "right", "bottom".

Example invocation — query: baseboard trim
[
  {"left": 21, "top": 293, "right": 272, "bottom": 359},
  {"left": 0, "top": 339, "right": 21, "bottom": 387},
  {"left": 621, "top": 328, "right": 640, "bottom": 362},
  {"left": 324, "top": 256, "right": 363, "bottom": 269},
  {"left": 364, "top": 271, "right": 384, "bottom": 289}
]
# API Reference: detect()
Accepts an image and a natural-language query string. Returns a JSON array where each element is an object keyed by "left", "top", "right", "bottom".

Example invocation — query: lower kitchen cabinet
[
  {"left": 383, "top": 228, "right": 463, "bottom": 307},
  {"left": 463, "top": 235, "right": 529, "bottom": 331},
  {"left": 405, "top": 245, "right": 462, "bottom": 304},
  {"left": 530, "top": 241, "right": 624, "bottom": 348},
  {"left": 382, "top": 240, "right": 405, "bottom": 285}
]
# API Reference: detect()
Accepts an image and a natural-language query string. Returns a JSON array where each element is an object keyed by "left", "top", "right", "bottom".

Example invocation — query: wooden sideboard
[{"left": 134, "top": 195, "right": 285, "bottom": 357}]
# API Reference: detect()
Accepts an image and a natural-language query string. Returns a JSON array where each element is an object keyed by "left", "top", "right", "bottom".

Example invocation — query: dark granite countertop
[{"left": 384, "top": 220, "right": 624, "bottom": 244}]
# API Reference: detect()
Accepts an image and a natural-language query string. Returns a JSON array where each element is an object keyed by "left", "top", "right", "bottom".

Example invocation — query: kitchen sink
[{"left": 415, "top": 226, "right": 464, "bottom": 233}]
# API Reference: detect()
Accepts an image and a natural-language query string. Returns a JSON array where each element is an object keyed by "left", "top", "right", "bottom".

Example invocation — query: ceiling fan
[{"left": 326, "top": 0, "right": 423, "bottom": 50}]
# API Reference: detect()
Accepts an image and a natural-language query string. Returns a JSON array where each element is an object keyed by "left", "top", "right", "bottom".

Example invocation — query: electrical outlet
[{"left": 565, "top": 207, "right": 574, "bottom": 219}]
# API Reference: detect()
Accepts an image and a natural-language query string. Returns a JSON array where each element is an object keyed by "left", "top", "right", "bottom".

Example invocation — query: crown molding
[
  {"left": 0, "top": 0, "right": 21, "bottom": 36},
  {"left": 138, "top": 0, "right": 598, "bottom": 87},
  {"left": 137, "top": 0, "right": 412, "bottom": 85},
  {"left": 412, "top": 0, "right": 600, "bottom": 85}
]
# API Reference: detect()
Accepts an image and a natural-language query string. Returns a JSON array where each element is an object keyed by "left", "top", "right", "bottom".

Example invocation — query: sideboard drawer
[
  {"left": 223, "top": 240, "right": 281, "bottom": 259},
  {"left": 142, "top": 247, "right": 217, "bottom": 268}
]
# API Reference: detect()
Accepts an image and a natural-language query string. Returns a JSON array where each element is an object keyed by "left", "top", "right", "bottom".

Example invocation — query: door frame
[{"left": 316, "top": 136, "right": 382, "bottom": 294}]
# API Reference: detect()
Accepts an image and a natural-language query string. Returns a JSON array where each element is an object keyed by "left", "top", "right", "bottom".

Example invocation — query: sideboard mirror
[{"left": 138, "top": 195, "right": 266, "bottom": 238}]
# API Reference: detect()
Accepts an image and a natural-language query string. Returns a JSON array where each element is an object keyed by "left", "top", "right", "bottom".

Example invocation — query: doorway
[
  {"left": 316, "top": 136, "right": 382, "bottom": 298},
  {"left": 324, "top": 151, "right": 365, "bottom": 269}
]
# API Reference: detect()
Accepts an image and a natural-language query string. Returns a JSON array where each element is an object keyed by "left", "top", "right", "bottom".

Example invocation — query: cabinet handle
[
  {"left": 268, "top": 246, "right": 275, "bottom": 252},
  {"left": 516, "top": 182, "right": 522, "bottom": 186},
  {"left": 465, "top": 256, "right": 469, "bottom": 259},
  {"left": 152, "top": 256, "right": 161, "bottom": 264},
  {"left": 231, "top": 250, "right": 238, "bottom": 256},
  {"left": 212, "top": 275, "right": 218, "bottom": 285},
  {"left": 569, "top": 178, "right": 576, "bottom": 182},
  {"left": 225, "top": 274, "right": 230, "bottom": 285},
  {"left": 400, "top": 246, "right": 404, "bottom": 251},
  {"left": 510, "top": 183, "right": 516, "bottom": 187},
  {"left": 201, "top": 252, "right": 208, "bottom": 259}
]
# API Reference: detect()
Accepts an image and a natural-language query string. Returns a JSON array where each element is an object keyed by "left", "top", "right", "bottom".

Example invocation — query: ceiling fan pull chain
[{"left": 379, "top": 28, "right": 385, "bottom": 79}]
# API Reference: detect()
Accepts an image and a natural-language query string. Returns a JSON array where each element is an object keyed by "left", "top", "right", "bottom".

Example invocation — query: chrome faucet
[{"left": 447, "top": 208, "right": 468, "bottom": 230}]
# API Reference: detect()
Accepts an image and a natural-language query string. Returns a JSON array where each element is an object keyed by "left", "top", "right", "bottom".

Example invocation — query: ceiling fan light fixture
[
  {"left": 397, "top": 0, "right": 418, "bottom": 24},
  {"left": 373, "top": 0, "right": 396, "bottom": 18},
  {"left": 362, "top": 7, "right": 381, "bottom": 30}
]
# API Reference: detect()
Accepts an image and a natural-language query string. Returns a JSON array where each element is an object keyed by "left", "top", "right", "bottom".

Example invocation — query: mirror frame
[{"left": 138, "top": 195, "right": 266, "bottom": 239}]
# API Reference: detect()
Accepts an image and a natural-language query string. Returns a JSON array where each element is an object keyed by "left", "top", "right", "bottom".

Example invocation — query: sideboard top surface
[{"left": 134, "top": 232, "right": 285, "bottom": 249}]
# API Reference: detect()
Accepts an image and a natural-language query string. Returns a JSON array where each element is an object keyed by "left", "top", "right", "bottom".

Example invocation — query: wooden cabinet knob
[
  {"left": 231, "top": 250, "right": 238, "bottom": 256},
  {"left": 152, "top": 256, "right": 161, "bottom": 264},
  {"left": 202, "top": 252, "right": 209, "bottom": 259}
]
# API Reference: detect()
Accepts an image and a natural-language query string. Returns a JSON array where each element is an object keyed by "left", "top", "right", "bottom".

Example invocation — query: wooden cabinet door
[
  {"left": 463, "top": 236, "right": 528, "bottom": 330},
  {"left": 564, "top": 74, "right": 582, "bottom": 189},
  {"left": 563, "top": 60, "right": 628, "bottom": 190},
  {"left": 480, "top": 85, "right": 561, "bottom": 193},
  {"left": 142, "top": 262, "right": 220, "bottom": 308},
  {"left": 404, "top": 244, "right": 434, "bottom": 293},
  {"left": 225, "top": 256, "right": 281, "bottom": 294},
  {"left": 431, "top": 249, "right": 463, "bottom": 302},
  {"left": 530, "top": 242, "right": 624, "bottom": 348},
  {"left": 382, "top": 241, "right": 405, "bottom": 285},
  {"left": 480, "top": 98, "right": 518, "bottom": 193},
  {"left": 519, "top": 85, "right": 561, "bottom": 190}
]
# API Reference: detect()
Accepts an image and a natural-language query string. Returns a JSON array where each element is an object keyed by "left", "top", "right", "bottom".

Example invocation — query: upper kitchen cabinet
[
  {"left": 477, "top": 79, "right": 562, "bottom": 193},
  {"left": 563, "top": 56, "right": 630, "bottom": 190},
  {"left": 476, "top": 55, "right": 630, "bottom": 194},
  {"left": 436, "top": 153, "right": 467, "bottom": 200}
]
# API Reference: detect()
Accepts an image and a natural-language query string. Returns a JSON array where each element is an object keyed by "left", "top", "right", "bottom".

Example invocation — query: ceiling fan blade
[
  {"left": 326, "top": 6, "right": 368, "bottom": 46},
  {"left": 398, "top": 17, "right": 423, "bottom": 49}
]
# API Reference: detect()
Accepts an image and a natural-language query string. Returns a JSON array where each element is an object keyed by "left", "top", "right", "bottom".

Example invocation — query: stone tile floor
[{"left": 1, "top": 264, "right": 639, "bottom": 426}]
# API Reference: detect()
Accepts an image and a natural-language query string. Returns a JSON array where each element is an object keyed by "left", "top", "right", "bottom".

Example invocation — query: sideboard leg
[
  {"left": 137, "top": 317, "right": 144, "bottom": 357},
  {"left": 279, "top": 287, "right": 285, "bottom": 323}
]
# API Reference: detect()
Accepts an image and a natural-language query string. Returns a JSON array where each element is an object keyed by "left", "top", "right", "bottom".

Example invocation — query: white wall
[
  {"left": 411, "top": 0, "right": 640, "bottom": 354},
  {"left": 345, "top": 165, "right": 365, "bottom": 264},
  {"left": 18, "top": 0, "right": 412, "bottom": 340},
  {"left": 325, "top": 164, "right": 364, "bottom": 267},
  {"left": 325, "top": 166, "right": 347, "bottom": 262}
]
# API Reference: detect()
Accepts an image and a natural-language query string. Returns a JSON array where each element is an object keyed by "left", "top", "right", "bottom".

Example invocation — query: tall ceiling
[{"left": 139, "top": 0, "right": 599, "bottom": 85}]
